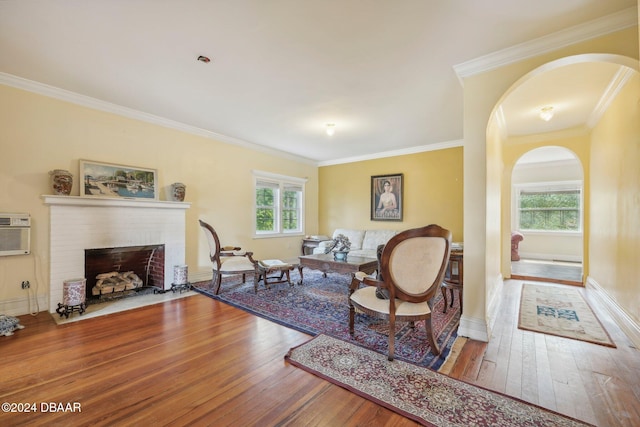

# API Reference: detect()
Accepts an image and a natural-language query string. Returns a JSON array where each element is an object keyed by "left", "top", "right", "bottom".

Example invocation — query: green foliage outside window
[
  {"left": 255, "top": 177, "right": 303, "bottom": 234},
  {"left": 519, "top": 190, "right": 580, "bottom": 231},
  {"left": 256, "top": 187, "right": 275, "bottom": 231},
  {"left": 282, "top": 190, "right": 299, "bottom": 231}
]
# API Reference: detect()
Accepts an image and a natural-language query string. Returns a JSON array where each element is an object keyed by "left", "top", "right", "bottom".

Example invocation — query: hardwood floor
[
  {"left": 459, "top": 279, "right": 640, "bottom": 427},
  {"left": 2, "top": 280, "right": 638, "bottom": 426}
]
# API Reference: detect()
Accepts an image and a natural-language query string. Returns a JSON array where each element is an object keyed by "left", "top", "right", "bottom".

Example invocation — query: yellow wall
[
  {"left": 589, "top": 71, "right": 640, "bottom": 325},
  {"left": 318, "top": 148, "right": 463, "bottom": 241},
  {"left": 0, "top": 84, "right": 318, "bottom": 313}
]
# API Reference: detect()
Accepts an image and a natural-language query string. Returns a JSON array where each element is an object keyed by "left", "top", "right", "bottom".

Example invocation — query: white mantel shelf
[{"left": 42, "top": 195, "right": 191, "bottom": 209}]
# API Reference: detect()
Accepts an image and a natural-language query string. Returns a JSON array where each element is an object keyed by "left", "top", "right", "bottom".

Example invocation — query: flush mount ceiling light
[
  {"left": 197, "top": 55, "right": 211, "bottom": 63},
  {"left": 539, "top": 106, "right": 554, "bottom": 121},
  {"left": 326, "top": 123, "right": 336, "bottom": 136}
]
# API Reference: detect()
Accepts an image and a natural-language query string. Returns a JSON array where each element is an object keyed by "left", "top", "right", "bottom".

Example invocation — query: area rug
[
  {"left": 194, "top": 270, "right": 460, "bottom": 370},
  {"left": 285, "top": 334, "right": 593, "bottom": 427},
  {"left": 518, "top": 283, "right": 615, "bottom": 347}
]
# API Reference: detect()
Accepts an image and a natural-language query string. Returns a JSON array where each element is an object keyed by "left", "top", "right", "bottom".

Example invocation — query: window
[
  {"left": 253, "top": 171, "right": 306, "bottom": 236},
  {"left": 515, "top": 182, "right": 582, "bottom": 232}
]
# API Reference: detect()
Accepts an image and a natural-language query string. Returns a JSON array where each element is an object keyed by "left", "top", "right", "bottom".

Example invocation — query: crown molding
[
  {"left": 0, "top": 72, "right": 317, "bottom": 166},
  {"left": 317, "top": 139, "right": 463, "bottom": 167},
  {"left": 587, "top": 66, "right": 635, "bottom": 128},
  {"left": 453, "top": 6, "right": 638, "bottom": 83}
]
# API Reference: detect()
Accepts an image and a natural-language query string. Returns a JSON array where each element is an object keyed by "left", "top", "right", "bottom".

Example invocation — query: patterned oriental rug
[
  {"left": 518, "top": 283, "right": 616, "bottom": 347},
  {"left": 194, "top": 270, "right": 460, "bottom": 370},
  {"left": 286, "top": 334, "right": 594, "bottom": 427}
]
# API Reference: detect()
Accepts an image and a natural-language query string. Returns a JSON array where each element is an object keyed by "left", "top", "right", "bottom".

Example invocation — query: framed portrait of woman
[{"left": 371, "top": 173, "right": 403, "bottom": 221}]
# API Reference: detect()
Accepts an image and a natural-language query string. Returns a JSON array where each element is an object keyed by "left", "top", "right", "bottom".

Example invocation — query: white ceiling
[{"left": 0, "top": 1, "right": 637, "bottom": 164}]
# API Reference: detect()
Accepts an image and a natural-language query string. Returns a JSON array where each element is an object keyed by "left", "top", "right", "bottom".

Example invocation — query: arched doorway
[
  {"left": 492, "top": 54, "right": 638, "bottom": 288},
  {"left": 510, "top": 146, "right": 583, "bottom": 285}
]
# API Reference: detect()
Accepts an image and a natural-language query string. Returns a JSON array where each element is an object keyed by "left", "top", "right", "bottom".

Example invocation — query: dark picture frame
[
  {"left": 371, "top": 173, "right": 403, "bottom": 221},
  {"left": 80, "top": 160, "right": 158, "bottom": 200}
]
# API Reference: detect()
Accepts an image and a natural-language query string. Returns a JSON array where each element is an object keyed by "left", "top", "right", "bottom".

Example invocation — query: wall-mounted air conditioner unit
[{"left": 0, "top": 213, "right": 31, "bottom": 256}]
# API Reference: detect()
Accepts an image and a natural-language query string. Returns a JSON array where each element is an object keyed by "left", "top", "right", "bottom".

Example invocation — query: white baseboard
[
  {"left": 1, "top": 293, "right": 49, "bottom": 317},
  {"left": 458, "top": 314, "right": 489, "bottom": 342},
  {"left": 458, "top": 274, "right": 501, "bottom": 343},
  {"left": 2, "top": 273, "right": 212, "bottom": 317},
  {"left": 586, "top": 276, "right": 640, "bottom": 349}
]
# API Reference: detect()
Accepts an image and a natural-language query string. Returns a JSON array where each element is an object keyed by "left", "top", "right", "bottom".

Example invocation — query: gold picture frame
[
  {"left": 80, "top": 160, "right": 158, "bottom": 200},
  {"left": 371, "top": 173, "right": 403, "bottom": 221}
]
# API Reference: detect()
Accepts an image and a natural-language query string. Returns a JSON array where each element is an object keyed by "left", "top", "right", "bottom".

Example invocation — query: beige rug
[{"left": 518, "top": 283, "right": 615, "bottom": 347}]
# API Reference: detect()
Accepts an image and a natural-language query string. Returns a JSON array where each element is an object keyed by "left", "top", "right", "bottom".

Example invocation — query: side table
[
  {"left": 301, "top": 237, "right": 330, "bottom": 255},
  {"left": 441, "top": 249, "right": 463, "bottom": 313}
]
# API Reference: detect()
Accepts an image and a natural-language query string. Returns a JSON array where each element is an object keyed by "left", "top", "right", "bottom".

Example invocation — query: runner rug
[
  {"left": 518, "top": 283, "right": 616, "bottom": 347},
  {"left": 285, "top": 334, "right": 593, "bottom": 427},
  {"left": 193, "top": 270, "right": 460, "bottom": 370}
]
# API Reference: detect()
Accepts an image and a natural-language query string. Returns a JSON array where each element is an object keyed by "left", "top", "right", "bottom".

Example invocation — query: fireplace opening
[{"left": 84, "top": 245, "right": 165, "bottom": 302}]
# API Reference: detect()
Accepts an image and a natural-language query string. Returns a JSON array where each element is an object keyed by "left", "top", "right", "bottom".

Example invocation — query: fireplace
[
  {"left": 44, "top": 195, "right": 190, "bottom": 313},
  {"left": 85, "top": 244, "right": 165, "bottom": 301}
]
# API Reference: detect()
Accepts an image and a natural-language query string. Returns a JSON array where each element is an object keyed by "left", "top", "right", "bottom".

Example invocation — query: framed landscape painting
[
  {"left": 80, "top": 160, "right": 158, "bottom": 200},
  {"left": 371, "top": 173, "right": 403, "bottom": 221}
]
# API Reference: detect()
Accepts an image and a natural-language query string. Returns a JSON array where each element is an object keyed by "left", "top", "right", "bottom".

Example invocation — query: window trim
[
  {"left": 513, "top": 180, "right": 583, "bottom": 233},
  {"left": 252, "top": 170, "right": 307, "bottom": 238}
]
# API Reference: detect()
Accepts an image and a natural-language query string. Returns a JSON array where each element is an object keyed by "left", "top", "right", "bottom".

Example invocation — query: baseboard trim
[
  {"left": 1, "top": 294, "right": 49, "bottom": 317},
  {"left": 586, "top": 276, "right": 640, "bottom": 349},
  {"left": 458, "top": 314, "right": 489, "bottom": 342}
]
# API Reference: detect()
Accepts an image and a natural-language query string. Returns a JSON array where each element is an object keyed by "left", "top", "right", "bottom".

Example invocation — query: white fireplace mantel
[
  {"left": 43, "top": 195, "right": 190, "bottom": 313},
  {"left": 42, "top": 195, "right": 191, "bottom": 210}
]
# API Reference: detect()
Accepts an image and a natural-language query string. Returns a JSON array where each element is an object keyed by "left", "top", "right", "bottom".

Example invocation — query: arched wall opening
[{"left": 487, "top": 53, "right": 639, "bottom": 287}]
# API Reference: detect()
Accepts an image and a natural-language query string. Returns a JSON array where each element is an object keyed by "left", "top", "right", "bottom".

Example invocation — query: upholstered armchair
[
  {"left": 199, "top": 220, "right": 258, "bottom": 295},
  {"left": 348, "top": 224, "right": 452, "bottom": 360}
]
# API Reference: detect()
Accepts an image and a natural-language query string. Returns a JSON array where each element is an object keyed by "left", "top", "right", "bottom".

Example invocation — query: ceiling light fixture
[
  {"left": 539, "top": 106, "right": 554, "bottom": 121},
  {"left": 197, "top": 55, "right": 211, "bottom": 63},
  {"left": 326, "top": 123, "right": 336, "bottom": 136}
]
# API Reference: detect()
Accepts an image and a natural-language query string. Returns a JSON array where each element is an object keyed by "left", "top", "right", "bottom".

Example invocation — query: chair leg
[
  {"left": 424, "top": 315, "right": 440, "bottom": 355},
  {"left": 348, "top": 301, "right": 355, "bottom": 336},
  {"left": 213, "top": 271, "right": 223, "bottom": 295},
  {"left": 441, "top": 286, "right": 448, "bottom": 313},
  {"left": 388, "top": 317, "right": 396, "bottom": 361}
]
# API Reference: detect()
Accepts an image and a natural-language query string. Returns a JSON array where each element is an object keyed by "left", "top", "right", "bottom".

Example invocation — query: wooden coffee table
[{"left": 298, "top": 253, "right": 378, "bottom": 284}]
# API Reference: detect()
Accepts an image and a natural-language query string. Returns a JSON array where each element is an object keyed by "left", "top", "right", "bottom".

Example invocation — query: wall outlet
[{"left": 21, "top": 280, "right": 30, "bottom": 289}]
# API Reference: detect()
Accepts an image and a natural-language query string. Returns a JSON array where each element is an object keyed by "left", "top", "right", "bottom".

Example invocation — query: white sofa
[{"left": 313, "top": 228, "right": 398, "bottom": 258}]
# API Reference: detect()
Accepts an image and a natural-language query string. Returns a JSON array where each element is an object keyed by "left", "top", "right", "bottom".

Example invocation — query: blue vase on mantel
[{"left": 333, "top": 251, "right": 349, "bottom": 261}]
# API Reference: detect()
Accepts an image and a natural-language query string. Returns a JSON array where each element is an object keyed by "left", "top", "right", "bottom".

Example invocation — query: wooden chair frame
[
  {"left": 348, "top": 224, "right": 451, "bottom": 360},
  {"left": 199, "top": 220, "right": 258, "bottom": 295}
]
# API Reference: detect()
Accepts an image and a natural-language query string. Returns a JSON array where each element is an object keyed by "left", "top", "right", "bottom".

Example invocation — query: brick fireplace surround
[{"left": 43, "top": 195, "right": 190, "bottom": 313}]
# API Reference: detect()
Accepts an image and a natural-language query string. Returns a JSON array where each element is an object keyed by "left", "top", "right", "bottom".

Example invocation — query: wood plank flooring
[
  {"left": 457, "top": 279, "right": 640, "bottom": 427},
  {"left": 2, "top": 279, "right": 638, "bottom": 426}
]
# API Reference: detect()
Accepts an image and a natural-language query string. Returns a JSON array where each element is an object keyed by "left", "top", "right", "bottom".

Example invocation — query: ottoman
[{"left": 255, "top": 259, "right": 296, "bottom": 291}]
